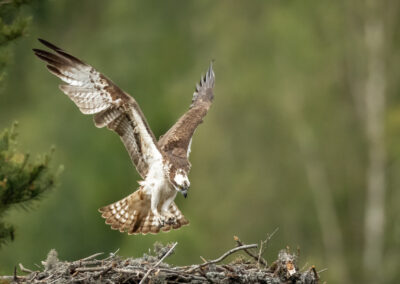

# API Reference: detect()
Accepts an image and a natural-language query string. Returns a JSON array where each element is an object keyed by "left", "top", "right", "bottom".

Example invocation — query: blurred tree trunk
[
  {"left": 362, "top": 0, "right": 386, "bottom": 282},
  {"left": 284, "top": 96, "right": 349, "bottom": 284},
  {"left": 345, "top": 1, "right": 387, "bottom": 281}
]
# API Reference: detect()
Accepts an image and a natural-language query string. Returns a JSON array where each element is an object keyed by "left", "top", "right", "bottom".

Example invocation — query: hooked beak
[
  {"left": 178, "top": 185, "right": 189, "bottom": 198},
  {"left": 176, "top": 181, "right": 190, "bottom": 198}
]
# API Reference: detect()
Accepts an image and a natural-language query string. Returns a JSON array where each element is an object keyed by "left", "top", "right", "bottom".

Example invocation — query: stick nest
[{"left": 2, "top": 235, "right": 320, "bottom": 284}]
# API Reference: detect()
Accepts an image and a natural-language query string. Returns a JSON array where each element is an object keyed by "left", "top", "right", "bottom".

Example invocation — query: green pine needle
[{"left": 0, "top": 122, "right": 62, "bottom": 248}]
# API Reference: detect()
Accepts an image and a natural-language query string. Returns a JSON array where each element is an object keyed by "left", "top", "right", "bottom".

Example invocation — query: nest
[{"left": 1, "top": 234, "right": 321, "bottom": 283}]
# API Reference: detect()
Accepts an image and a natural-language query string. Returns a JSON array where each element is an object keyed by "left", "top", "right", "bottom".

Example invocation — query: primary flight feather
[{"left": 33, "top": 39, "right": 215, "bottom": 234}]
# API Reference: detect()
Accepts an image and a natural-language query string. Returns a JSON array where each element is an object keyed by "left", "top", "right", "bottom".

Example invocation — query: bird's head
[{"left": 171, "top": 168, "right": 190, "bottom": 198}]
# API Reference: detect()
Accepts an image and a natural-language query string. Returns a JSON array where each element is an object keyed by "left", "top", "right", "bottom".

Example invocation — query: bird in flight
[{"left": 33, "top": 39, "right": 215, "bottom": 234}]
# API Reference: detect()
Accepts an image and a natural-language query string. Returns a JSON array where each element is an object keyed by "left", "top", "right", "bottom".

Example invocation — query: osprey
[{"left": 33, "top": 39, "right": 215, "bottom": 234}]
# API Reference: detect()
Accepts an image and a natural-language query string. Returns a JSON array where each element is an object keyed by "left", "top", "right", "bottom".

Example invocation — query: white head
[{"left": 172, "top": 168, "right": 190, "bottom": 198}]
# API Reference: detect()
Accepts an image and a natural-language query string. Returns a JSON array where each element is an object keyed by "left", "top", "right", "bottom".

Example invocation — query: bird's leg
[
  {"left": 150, "top": 186, "right": 166, "bottom": 227},
  {"left": 161, "top": 192, "right": 177, "bottom": 225}
]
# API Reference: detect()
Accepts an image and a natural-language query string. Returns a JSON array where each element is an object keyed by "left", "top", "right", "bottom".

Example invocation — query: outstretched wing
[
  {"left": 33, "top": 39, "right": 163, "bottom": 178},
  {"left": 158, "top": 63, "right": 215, "bottom": 166}
]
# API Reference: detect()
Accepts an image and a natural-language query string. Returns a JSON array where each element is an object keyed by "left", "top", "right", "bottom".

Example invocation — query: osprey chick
[{"left": 33, "top": 39, "right": 215, "bottom": 234}]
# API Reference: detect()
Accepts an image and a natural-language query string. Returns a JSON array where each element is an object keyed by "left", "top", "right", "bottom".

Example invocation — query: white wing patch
[
  {"left": 59, "top": 85, "right": 112, "bottom": 114},
  {"left": 187, "top": 138, "right": 193, "bottom": 158},
  {"left": 129, "top": 108, "right": 163, "bottom": 164}
]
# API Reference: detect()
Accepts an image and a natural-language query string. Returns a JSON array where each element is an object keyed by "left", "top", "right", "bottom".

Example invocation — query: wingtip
[
  {"left": 192, "top": 62, "right": 215, "bottom": 105},
  {"left": 35, "top": 39, "right": 87, "bottom": 66},
  {"left": 32, "top": 48, "right": 46, "bottom": 57},
  {"left": 38, "top": 38, "right": 63, "bottom": 51},
  {"left": 207, "top": 60, "right": 215, "bottom": 81},
  {"left": 203, "top": 61, "right": 215, "bottom": 89},
  {"left": 210, "top": 59, "right": 215, "bottom": 67}
]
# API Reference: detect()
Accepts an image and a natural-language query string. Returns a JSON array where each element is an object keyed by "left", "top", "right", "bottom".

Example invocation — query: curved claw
[
  {"left": 165, "top": 215, "right": 177, "bottom": 225},
  {"left": 155, "top": 214, "right": 166, "bottom": 228},
  {"left": 155, "top": 212, "right": 178, "bottom": 228}
]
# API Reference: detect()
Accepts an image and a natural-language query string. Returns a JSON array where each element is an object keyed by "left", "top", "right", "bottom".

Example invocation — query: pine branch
[{"left": 0, "top": 122, "right": 62, "bottom": 247}]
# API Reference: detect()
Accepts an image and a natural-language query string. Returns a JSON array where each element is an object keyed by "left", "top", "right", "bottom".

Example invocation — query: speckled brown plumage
[{"left": 34, "top": 39, "right": 214, "bottom": 235}]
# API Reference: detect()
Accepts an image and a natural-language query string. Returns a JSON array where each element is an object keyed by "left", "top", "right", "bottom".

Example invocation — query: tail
[{"left": 98, "top": 189, "right": 189, "bottom": 235}]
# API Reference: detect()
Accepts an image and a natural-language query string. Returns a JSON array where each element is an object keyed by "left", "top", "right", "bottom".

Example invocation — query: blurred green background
[{"left": 1, "top": 1, "right": 400, "bottom": 283}]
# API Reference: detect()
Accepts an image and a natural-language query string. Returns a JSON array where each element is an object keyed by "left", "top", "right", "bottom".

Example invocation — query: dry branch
[{"left": 234, "top": 236, "right": 265, "bottom": 265}]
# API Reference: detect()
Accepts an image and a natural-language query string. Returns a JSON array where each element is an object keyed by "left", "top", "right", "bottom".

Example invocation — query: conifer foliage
[
  {"left": 0, "top": 0, "right": 35, "bottom": 83},
  {"left": 0, "top": 0, "right": 59, "bottom": 248},
  {"left": 0, "top": 122, "right": 62, "bottom": 247}
]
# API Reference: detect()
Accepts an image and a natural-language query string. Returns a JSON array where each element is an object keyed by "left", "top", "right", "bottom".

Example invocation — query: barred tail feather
[
  {"left": 166, "top": 202, "right": 190, "bottom": 230},
  {"left": 98, "top": 190, "right": 189, "bottom": 235},
  {"left": 99, "top": 190, "right": 145, "bottom": 234}
]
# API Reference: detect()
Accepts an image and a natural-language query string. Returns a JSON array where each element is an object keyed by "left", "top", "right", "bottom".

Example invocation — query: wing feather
[
  {"left": 34, "top": 39, "right": 162, "bottom": 178},
  {"left": 158, "top": 63, "right": 215, "bottom": 164},
  {"left": 93, "top": 108, "right": 123, "bottom": 128}
]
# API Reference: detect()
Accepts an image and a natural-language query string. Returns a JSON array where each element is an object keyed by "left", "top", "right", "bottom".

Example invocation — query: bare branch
[
  {"left": 0, "top": 276, "right": 19, "bottom": 281},
  {"left": 187, "top": 244, "right": 258, "bottom": 273},
  {"left": 317, "top": 268, "right": 328, "bottom": 274},
  {"left": 234, "top": 235, "right": 265, "bottom": 265},
  {"left": 258, "top": 227, "right": 279, "bottom": 266},
  {"left": 201, "top": 244, "right": 258, "bottom": 267},
  {"left": 75, "top": 266, "right": 109, "bottom": 272},
  {"left": 79, "top": 252, "right": 104, "bottom": 262},
  {"left": 19, "top": 263, "right": 35, "bottom": 273}
]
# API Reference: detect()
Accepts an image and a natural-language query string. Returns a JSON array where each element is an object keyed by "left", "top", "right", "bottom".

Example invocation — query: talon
[
  {"left": 155, "top": 215, "right": 166, "bottom": 227},
  {"left": 166, "top": 216, "right": 176, "bottom": 225},
  {"left": 163, "top": 212, "right": 177, "bottom": 225}
]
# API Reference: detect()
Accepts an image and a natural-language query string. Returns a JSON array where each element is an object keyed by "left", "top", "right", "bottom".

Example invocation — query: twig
[
  {"left": 110, "top": 248, "right": 120, "bottom": 256},
  {"left": 75, "top": 266, "right": 109, "bottom": 272},
  {"left": 317, "top": 268, "right": 328, "bottom": 274},
  {"left": 202, "top": 244, "right": 258, "bottom": 267},
  {"left": 257, "top": 240, "right": 265, "bottom": 266},
  {"left": 116, "top": 266, "right": 208, "bottom": 283},
  {"left": 187, "top": 244, "right": 258, "bottom": 273},
  {"left": 139, "top": 242, "right": 178, "bottom": 284},
  {"left": 115, "top": 268, "right": 142, "bottom": 273},
  {"left": 74, "top": 260, "right": 104, "bottom": 266},
  {"left": 201, "top": 244, "right": 258, "bottom": 267},
  {"left": 79, "top": 252, "right": 104, "bottom": 262},
  {"left": 0, "top": 276, "right": 16, "bottom": 281},
  {"left": 91, "top": 265, "right": 113, "bottom": 279},
  {"left": 234, "top": 236, "right": 265, "bottom": 265},
  {"left": 19, "top": 263, "right": 34, "bottom": 273},
  {"left": 258, "top": 227, "right": 279, "bottom": 265},
  {"left": 116, "top": 266, "right": 206, "bottom": 280},
  {"left": 300, "top": 262, "right": 309, "bottom": 272},
  {"left": 49, "top": 276, "right": 62, "bottom": 284},
  {"left": 104, "top": 248, "right": 120, "bottom": 261}
]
